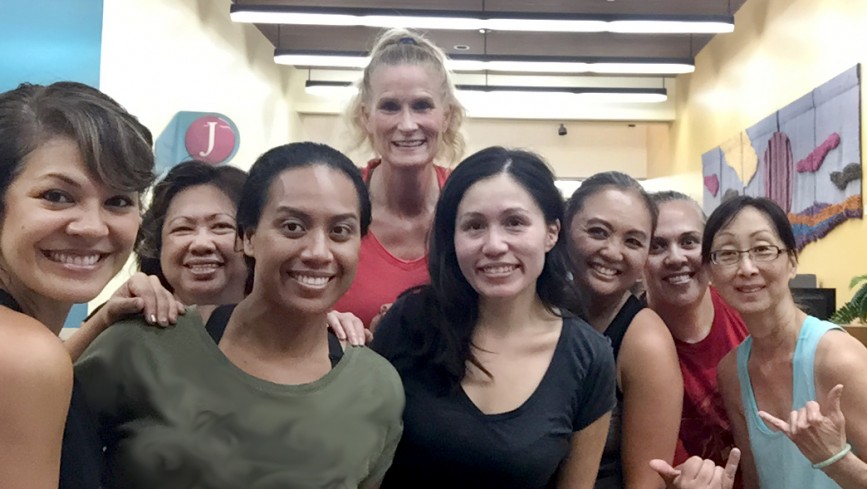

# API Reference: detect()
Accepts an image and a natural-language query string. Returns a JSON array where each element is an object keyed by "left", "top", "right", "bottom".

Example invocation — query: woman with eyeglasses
[{"left": 654, "top": 195, "right": 867, "bottom": 489}]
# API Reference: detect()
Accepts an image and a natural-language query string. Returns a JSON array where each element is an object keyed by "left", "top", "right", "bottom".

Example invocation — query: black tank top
[
  {"left": 206, "top": 304, "right": 345, "bottom": 367},
  {"left": 0, "top": 290, "right": 104, "bottom": 489}
]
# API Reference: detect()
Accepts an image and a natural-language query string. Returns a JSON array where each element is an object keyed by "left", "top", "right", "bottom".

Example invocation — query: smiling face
[
  {"left": 243, "top": 165, "right": 361, "bottom": 316},
  {"left": 0, "top": 137, "right": 140, "bottom": 305},
  {"left": 454, "top": 173, "right": 558, "bottom": 303},
  {"left": 708, "top": 206, "right": 797, "bottom": 317},
  {"left": 159, "top": 184, "right": 247, "bottom": 306},
  {"left": 568, "top": 187, "right": 653, "bottom": 299},
  {"left": 364, "top": 63, "right": 449, "bottom": 169},
  {"left": 645, "top": 199, "right": 709, "bottom": 308}
]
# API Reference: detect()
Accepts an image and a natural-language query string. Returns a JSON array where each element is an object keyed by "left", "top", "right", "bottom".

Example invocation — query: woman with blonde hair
[{"left": 335, "top": 28, "right": 466, "bottom": 328}]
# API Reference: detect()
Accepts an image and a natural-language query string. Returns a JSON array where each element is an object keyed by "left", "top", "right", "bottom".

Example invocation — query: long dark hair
[{"left": 390, "top": 146, "right": 581, "bottom": 387}]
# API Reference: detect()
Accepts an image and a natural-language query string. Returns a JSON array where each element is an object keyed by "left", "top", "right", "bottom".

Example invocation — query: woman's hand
[
  {"left": 327, "top": 310, "right": 371, "bottom": 346},
  {"left": 369, "top": 303, "right": 393, "bottom": 333},
  {"left": 98, "top": 272, "right": 186, "bottom": 329},
  {"left": 65, "top": 273, "right": 185, "bottom": 361},
  {"left": 758, "top": 384, "right": 847, "bottom": 465},
  {"left": 650, "top": 448, "right": 740, "bottom": 489}
]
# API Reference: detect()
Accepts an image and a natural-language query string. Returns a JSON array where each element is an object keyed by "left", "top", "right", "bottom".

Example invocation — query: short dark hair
[
  {"left": 701, "top": 196, "right": 798, "bottom": 264},
  {"left": 0, "top": 82, "right": 154, "bottom": 216},
  {"left": 564, "top": 171, "right": 658, "bottom": 232},
  {"left": 390, "top": 146, "right": 581, "bottom": 385},
  {"left": 136, "top": 160, "right": 248, "bottom": 291},
  {"left": 236, "top": 142, "right": 371, "bottom": 278}
]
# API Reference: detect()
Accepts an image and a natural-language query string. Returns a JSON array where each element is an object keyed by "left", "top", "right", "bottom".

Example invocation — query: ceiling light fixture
[
  {"left": 231, "top": 5, "right": 734, "bottom": 34},
  {"left": 304, "top": 80, "right": 668, "bottom": 103},
  {"left": 277, "top": 51, "right": 695, "bottom": 75}
]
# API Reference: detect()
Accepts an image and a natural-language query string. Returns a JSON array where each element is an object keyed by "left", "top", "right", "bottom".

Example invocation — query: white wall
[{"left": 100, "top": 0, "right": 299, "bottom": 172}]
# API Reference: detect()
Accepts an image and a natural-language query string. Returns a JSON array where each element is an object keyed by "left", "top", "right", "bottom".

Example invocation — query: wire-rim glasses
[{"left": 709, "top": 245, "right": 788, "bottom": 266}]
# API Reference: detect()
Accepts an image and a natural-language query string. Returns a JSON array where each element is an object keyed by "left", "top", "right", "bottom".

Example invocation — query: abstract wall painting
[{"left": 702, "top": 65, "right": 862, "bottom": 250}]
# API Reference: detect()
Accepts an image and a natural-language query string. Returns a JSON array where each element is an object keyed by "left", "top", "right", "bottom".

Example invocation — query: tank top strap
[
  {"left": 0, "top": 289, "right": 22, "bottom": 312},
  {"left": 605, "top": 294, "right": 644, "bottom": 360}
]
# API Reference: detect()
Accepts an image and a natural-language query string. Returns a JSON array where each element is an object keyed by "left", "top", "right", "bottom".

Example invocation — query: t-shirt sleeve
[
  {"left": 361, "top": 413, "right": 403, "bottom": 488},
  {"left": 74, "top": 317, "right": 149, "bottom": 441},
  {"left": 572, "top": 327, "right": 617, "bottom": 432}
]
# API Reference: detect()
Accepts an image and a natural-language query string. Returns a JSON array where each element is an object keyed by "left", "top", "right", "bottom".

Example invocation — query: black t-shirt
[
  {"left": 371, "top": 294, "right": 616, "bottom": 489},
  {"left": 0, "top": 290, "right": 103, "bottom": 489}
]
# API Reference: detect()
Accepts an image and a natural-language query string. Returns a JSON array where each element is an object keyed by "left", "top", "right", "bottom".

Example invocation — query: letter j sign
[{"left": 155, "top": 111, "right": 240, "bottom": 174}]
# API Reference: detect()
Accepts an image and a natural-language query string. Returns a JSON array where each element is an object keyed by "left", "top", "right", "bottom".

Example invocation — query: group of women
[{"left": 2, "top": 26, "right": 867, "bottom": 489}]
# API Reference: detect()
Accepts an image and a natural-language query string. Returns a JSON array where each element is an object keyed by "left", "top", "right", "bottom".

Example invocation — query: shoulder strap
[
  {"left": 605, "top": 295, "right": 645, "bottom": 360},
  {"left": 327, "top": 331, "right": 345, "bottom": 367},
  {"left": 0, "top": 289, "right": 22, "bottom": 312},
  {"left": 205, "top": 304, "right": 236, "bottom": 342}
]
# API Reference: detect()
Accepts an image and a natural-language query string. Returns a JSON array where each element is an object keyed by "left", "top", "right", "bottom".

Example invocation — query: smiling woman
[
  {"left": 0, "top": 81, "right": 155, "bottom": 489},
  {"left": 697, "top": 196, "right": 867, "bottom": 489},
  {"left": 371, "top": 146, "right": 615, "bottom": 489},
  {"left": 75, "top": 142, "right": 404, "bottom": 489},
  {"left": 334, "top": 28, "right": 466, "bottom": 328},
  {"left": 135, "top": 160, "right": 249, "bottom": 321},
  {"left": 564, "top": 172, "right": 682, "bottom": 489}
]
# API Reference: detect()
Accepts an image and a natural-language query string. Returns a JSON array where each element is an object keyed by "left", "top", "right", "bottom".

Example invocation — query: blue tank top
[{"left": 736, "top": 315, "right": 843, "bottom": 489}]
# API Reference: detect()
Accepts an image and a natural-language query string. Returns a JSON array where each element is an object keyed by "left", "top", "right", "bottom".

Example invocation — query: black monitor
[{"left": 791, "top": 287, "right": 837, "bottom": 321}]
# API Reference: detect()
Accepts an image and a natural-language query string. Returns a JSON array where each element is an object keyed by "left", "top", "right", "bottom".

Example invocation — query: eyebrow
[
  {"left": 585, "top": 217, "right": 649, "bottom": 239},
  {"left": 40, "top": 172, "right": 83, "bottom": 189},
  {"left": 273, "top": 205, "right": 358, "bottom": 223},
  {"left": 458, "top": 207, "right": 530, "bottom": 219},
  {"left": 166, "top": 213, "right": 236, "bottom": 225}
]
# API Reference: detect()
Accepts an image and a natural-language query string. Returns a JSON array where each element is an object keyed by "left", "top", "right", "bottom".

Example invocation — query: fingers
[
  {"left": 722, "top": 448, "right": 741, "bottom": 489},
  {"left": 119, "top": 273, "right": 183, "bottom": 327},
  {"left": 326, "top": 311, "right": 348, "bottom": 341},
  {"left": 364, "top": 328, "right": 374, "bottom": 345},
  {"left": 649, "top": 459, "right": 680, "bottom": 485},
  {"left": 758, "top": 410, "right": 790, "bottom": 433},
  {"left": 825, "top": 384, "right": 844, "bottom": 417},
  {"left": 326, "top": 311, "right": 367, "bottom": 346},
  {"left": 135, "top": 275, "right": 184, "bottom": 327}
]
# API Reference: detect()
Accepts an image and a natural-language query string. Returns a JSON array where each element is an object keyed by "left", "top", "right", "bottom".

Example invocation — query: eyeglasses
[{"left": 709, "top": 245, "right": 788, "bottom": 266}]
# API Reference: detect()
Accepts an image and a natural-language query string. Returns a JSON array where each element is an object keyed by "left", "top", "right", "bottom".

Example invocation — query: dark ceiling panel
[
  {"left": 232, "top": 0, "right": 748, "bottom": 71},
  {"left": 484, "top": 0, "right": 735, "bottom": 16},
  {"left": 234, "top": 0, "right": 484, "bottom": 10},
  {"left": 483, "top": 31, "right": 701, "bottom": 58}
]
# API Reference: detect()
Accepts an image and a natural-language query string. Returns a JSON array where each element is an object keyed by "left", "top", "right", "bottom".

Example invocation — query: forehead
[
  {"left": 656, "top": 200, "right": 704, "bottom": 236},
  {"left": 715, "top": 206, "right": 780, "bottom": 241},
  {"left": 576, "top": 187, "right": 652, "bottom": 228},
  {"left": 264, "top": 165, "right": 359, "bottom": 215},
  {"left": 19, "top": 137, "right": 88, "bottom": 179},
  {"left": 166, "top": 184, "right": 235, "bottom": 217},
  {"left": 458, "top": 173, "right": 541, "bottom": 215},
  {"left": 368, "top": 63, "right": 442, "bottom": 99}
]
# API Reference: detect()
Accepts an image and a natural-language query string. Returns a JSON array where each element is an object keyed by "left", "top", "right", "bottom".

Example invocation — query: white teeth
[
  {"left": 740, "top": 286, "right": 762, "bottom": 293},
  {"left": 394, "top": 140, "right": 424, "bottom": 147},
  {"left": 294, "top": 275, "right": 329, "bottom": 286},
  {"left": 666, "top": 273, "right": 692, "bottom": 285},
  {"left": 482, "top": 265, "right": 516, "bottom": 275},
  {"left": 189, "top": 263, "right": 219, "bottom": 272},
  {"left": 49, "top": 252, "right": 100, "bottom": 266},
  {"left": 592, "top": 264, "right": 618, "bottom": 276}
]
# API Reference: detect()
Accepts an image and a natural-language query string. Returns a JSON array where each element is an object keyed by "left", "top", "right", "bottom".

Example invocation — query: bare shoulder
[
  {"left": 815, "top": 328, "right": 867, "bottom": 387},
  {"left": 0, "top": 308, "right": 73, "bottom": 397},
  {"left": 621, "top": 308, "right": 676, "bottom": 355}
]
